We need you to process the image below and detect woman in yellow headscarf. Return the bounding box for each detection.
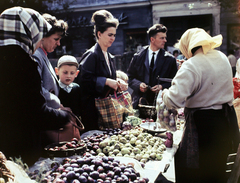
[162,28,239,183]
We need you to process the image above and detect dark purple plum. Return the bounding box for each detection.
[97,166,104,173]
[121,174,128,181]
[63,163,71,169]
[74,167,84,174]
[108,157,114,162]
[106,171,115,178]
[65,166,73,172]
[123,171,130,178]
[70,159,77,164]
[129,173,137,181]
[97,179,104,183]
[124,168,132,174]
[79,175,88,183]
[94,159,103,167]
[143,177,149,183]
[113,167,121,175]
[66,171,76,180]
[57,166,65,173]
[102,156,108,163]
[99,172,107,180]
[81,172,89,178]
[103,163,111,170]
[76,158,85,165]
[60,172,67,179]
[54,178,65,183]
[119,165,126,172]
[90,171,100,179]
[138,178,146,183]
[105,177,112,181]
[84,157,92,164]
[71,163,79,168]
[88,176,95,183]
[72,179,80,183]
[83,166,92,173]
[136,172,140,177]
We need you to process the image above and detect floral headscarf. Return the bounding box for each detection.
[178,28,222,59]
[0,6,52,55]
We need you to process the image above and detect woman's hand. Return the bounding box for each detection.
[117,78,128,91]
[106,78,119,90]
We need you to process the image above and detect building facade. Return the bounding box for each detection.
[46,0,240,67]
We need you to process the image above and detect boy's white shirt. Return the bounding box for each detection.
[59,81,73,93]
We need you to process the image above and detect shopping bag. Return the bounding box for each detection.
[41,110,84,145]
[233,77,240,99]
[95,91,134,130]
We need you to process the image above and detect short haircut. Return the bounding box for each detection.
[42,13,68,38]
[147,24,167,40]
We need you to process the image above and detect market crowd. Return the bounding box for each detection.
[0,6,239,183]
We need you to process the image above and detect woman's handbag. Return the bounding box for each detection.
[95,91,134,130]
[41,110,84,144]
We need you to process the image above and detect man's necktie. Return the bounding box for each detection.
[149,52,155,86]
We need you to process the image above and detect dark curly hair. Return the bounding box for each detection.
[91,10,119,39]
[42,13,68,38]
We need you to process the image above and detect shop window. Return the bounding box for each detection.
[124,28,148,53]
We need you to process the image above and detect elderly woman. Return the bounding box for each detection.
[33,13,68,109]
[162,28,239,183]
[0,7,71,166]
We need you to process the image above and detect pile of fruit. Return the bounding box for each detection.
[45,138,85,151]
[96,128,166,163]
[40,153,149,183]
[44,138,87,157]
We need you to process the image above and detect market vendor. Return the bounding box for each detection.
[0,7,72,166]
[162,28,240,183]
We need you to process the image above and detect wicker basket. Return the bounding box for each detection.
[138,104,157,120]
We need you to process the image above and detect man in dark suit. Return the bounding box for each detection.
[127,24,178,113]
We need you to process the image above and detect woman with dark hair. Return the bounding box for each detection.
[0,7,71,166]
[162,28,240,183]
[33,13,68,109]
[76,9,128,132]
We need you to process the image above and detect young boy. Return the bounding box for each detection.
[55,55,81,117]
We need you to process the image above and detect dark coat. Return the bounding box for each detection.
[76,43,116,132]
[0,45,70,166]
[127,46,178,108]
[58,83,81,117]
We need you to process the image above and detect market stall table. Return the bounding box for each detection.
[80,129,184,183]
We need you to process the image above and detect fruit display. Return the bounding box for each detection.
[44,138,87,157]
[81,133,109,156]
[156,102,178,131]
[96,128,166,163]
[40,153,149,183]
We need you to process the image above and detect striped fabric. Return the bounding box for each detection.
[0,6,51,55]
[95,91,134,130]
